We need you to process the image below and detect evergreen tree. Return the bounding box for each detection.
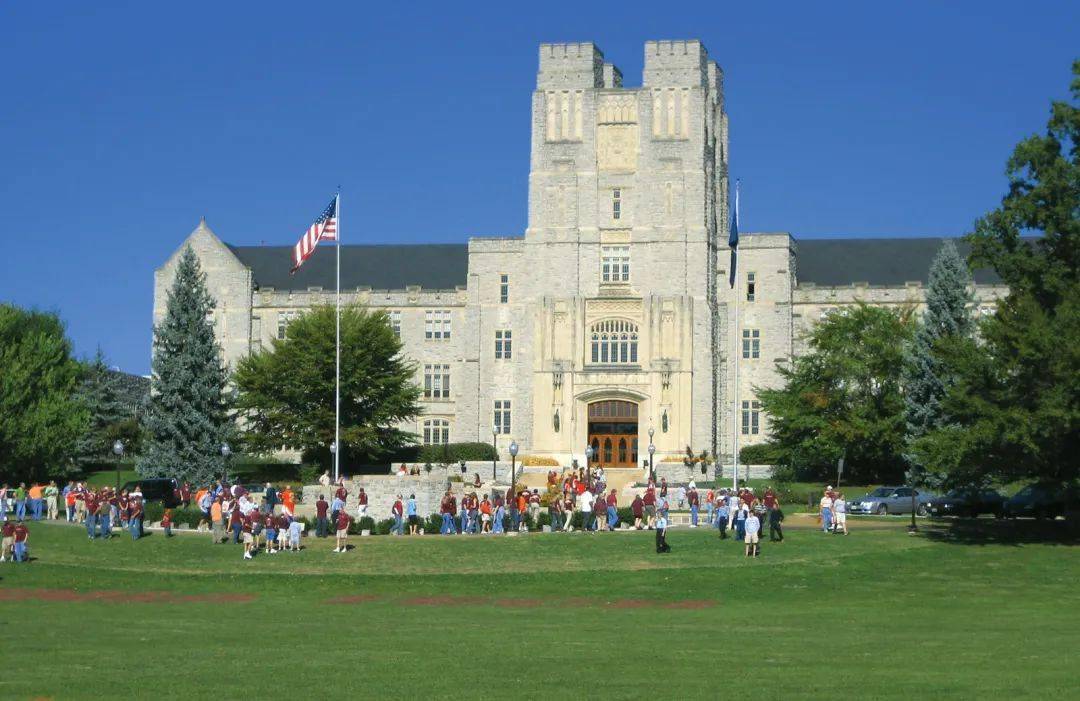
[233,304,420,468]
[901,240,974,487]
[74,349,128,465]
[138,247,232,485]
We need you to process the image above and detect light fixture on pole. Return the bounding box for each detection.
[112,440,124,491]
[220,443,231,483]
[492,424,499,481]
[508,440,519,528]
[648,442,656,485]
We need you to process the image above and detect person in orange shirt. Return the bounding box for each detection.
[210,498,224,543]
[280,486,295,516]
[515,491,528,531]
[28,484,44,520]
[479,496,492,533]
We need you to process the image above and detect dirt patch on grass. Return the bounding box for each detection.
[0,588,255,604]
[319,593,719,610]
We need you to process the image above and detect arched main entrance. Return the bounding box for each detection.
[587,400,639,468]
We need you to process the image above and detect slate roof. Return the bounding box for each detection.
[227,244,470,291]
[224,237,1003,291]
[794,237,1002,286]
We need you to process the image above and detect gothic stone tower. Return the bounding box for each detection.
[468,40,728,465]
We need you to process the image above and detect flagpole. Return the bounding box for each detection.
[731,181,740,493]
[334,191,341,483]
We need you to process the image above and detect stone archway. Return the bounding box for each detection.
[587,400,639,468]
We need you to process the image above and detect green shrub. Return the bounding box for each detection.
[739,443,779,465]
[417,442,498,463]
[425,513,444,534]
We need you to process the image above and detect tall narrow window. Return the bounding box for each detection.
[423,364,450,399]
[747,272,756,302]
[495,330,512,359]
[741,400,761,435]
[612,188,621,220]
[424,310,451,340]
[742,329,760,359]
[494,400,511,434]
[389,310,402,338]
[423,419,450,445]
[499,274,509,304]
[251,317,263,353]
[601,246,631,283]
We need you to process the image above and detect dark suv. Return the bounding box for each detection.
[927,489,1005,518]
[120,478,181,507]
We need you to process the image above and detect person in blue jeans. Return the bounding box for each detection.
[492,500,505,534]
[819,493,833,532]
[688,488,700,527]
[14,483,27,520]
[734,500,748,541]
[86,502,98,540]
[97,501,111,540]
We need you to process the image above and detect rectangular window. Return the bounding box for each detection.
[423,419,450,445]
[494,400,511,434]
[423,364,450,399]
[277,311,299,340]
[747,272,756,302]
[495,330,512,359]
[499,274,509,304]
[251,317,262,352]
[424,309,451,340]
[742,328,760,359]
[612,188,621,220]
[741,400,761,435]
[389,310,401,338]
[601,246,631,283]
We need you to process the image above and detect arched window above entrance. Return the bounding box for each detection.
[589,319,639,365]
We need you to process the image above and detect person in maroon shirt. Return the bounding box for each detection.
[129,497,144,540]
[643,487,657,529]
[763,487,778,510]
[1,521,15,561]
[605,489,618,531]
[241,510,256,559]
[631,494,645,530]
[315,495,329,538]
[84,491,99,540]
[229,506,243,544]
[12,521,29,562]
[356,488,368,520]
[592,491,607,531]
[333,510,352,552]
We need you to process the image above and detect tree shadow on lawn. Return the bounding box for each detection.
[920,518,1080,547]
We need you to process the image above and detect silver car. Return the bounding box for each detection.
[847,486,936,516]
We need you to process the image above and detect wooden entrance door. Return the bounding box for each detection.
[587,400,639,468]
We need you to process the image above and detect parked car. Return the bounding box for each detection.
[120,478,180,507]
[847,486,936,516]
[927,488,1005,518]
[1003,484,1079,520]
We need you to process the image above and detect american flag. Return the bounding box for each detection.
[291,197,338,272]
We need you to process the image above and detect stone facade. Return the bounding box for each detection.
[153,39,1007,473]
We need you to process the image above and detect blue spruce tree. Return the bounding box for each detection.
[902,240,974,487]
[138,247,231,485]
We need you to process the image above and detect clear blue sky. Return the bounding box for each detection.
[1,1,1076,375]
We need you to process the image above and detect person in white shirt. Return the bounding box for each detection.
[655,513,671,553]
[579,490,595,531]
[744,512,761,557]
[834,493,848,535]
[318,471,331,488]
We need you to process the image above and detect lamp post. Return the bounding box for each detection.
[585,444,594,488]
[492,424,499,481]
[112,440,124,491]
[648,426,656,484]
[220,443,231,483]
[508,440,519,529]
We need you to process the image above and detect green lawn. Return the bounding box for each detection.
[2,517,1077,699]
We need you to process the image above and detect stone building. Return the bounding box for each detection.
[154,39,1006,470]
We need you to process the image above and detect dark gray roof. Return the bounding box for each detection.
[227,244,469,291]
[794,237,1002,286]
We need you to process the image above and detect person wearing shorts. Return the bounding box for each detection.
[1,521,14,561]
[406,494,419,535]
[834,494,848,535]
[288,517,303,551]
[744,513,761,558]
[334,510,352,553]
[241,514,255,560]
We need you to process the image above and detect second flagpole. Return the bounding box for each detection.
[334,191,341,483]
